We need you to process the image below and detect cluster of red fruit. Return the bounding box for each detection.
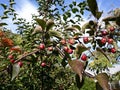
[60,38,76,54]
[8,54,23,67]
[100,26,116,53]
[38,43,54,67]
[101,26,115,36]
[38,43,53,51]
[61,38,89,61]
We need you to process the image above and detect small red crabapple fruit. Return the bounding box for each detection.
[108,38,113,44]
[83,37,89,43]
[67,49,73,54]
[41,62,46,67]
[101,37,107,44]
[68,38,75,45]
[10,59,15,63]
[47,46,53,51]
[111,48,116,53]
[81,54,87,61]
[60,39,66,45]
[109,26,115,32]
[18,61,23,67]
[101,30,108,35]
[39,43,45,50]
[63,46,69,52]
[8,55,14,59]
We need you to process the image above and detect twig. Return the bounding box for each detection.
[14,49,40,63]
[55,46,65,58]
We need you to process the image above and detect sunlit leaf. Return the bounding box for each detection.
[72,25,81,30]
[4,10,11,15]
[11,63,20,81]
[0,22,8,26]
[82,22,91,32]
[1,15,8,19]
[34,18,46,30]
[10,1,16,5]
[0,4,7,9]
[49,30,62,39]
[46,19,54,31]
[96,73,110,90]
[65,26,79,31]
[32,25,42,35]
[87,0,103,19]
[68,59,85,82]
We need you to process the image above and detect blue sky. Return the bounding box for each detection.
[1,0,120,31]
[1,0,120,26]
[0,0,120,74]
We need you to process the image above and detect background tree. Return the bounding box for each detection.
[0,0,120,90]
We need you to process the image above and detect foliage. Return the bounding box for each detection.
[0,0,120,90]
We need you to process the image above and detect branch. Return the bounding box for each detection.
[102,16,118,21]
[14,49,40,63]
[55,46,65,58]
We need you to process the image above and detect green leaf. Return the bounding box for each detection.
[87,0,103,19]
[96,73,110,90]
[46,19,54,31]
[75,74,84,89]
[72,25,81,30]
[63,14,67,21]
[11,63,20,81]
[34,18,46,30]
[72,1,76,6]
[49,30,62,39]
[0,22,8,26]
[68,60,85,82]
[72,8,79,13]
[69,4,73,8]
[69,19,75,24]
[7,64,13,77]
[65,26,79,31]
[4,10,11,15]
[66,12,71,17]
[61,57,67,67]
[0,4,7,9]
[82,22,91,32]
[75,14,81,18]
[86,29,94,36]
[75,44,88,58]
[1,15,8,19]
[10,1,16,5]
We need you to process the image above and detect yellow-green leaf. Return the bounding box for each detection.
[34,18,46,30]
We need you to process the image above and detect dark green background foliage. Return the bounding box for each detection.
[0,0,120,90]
